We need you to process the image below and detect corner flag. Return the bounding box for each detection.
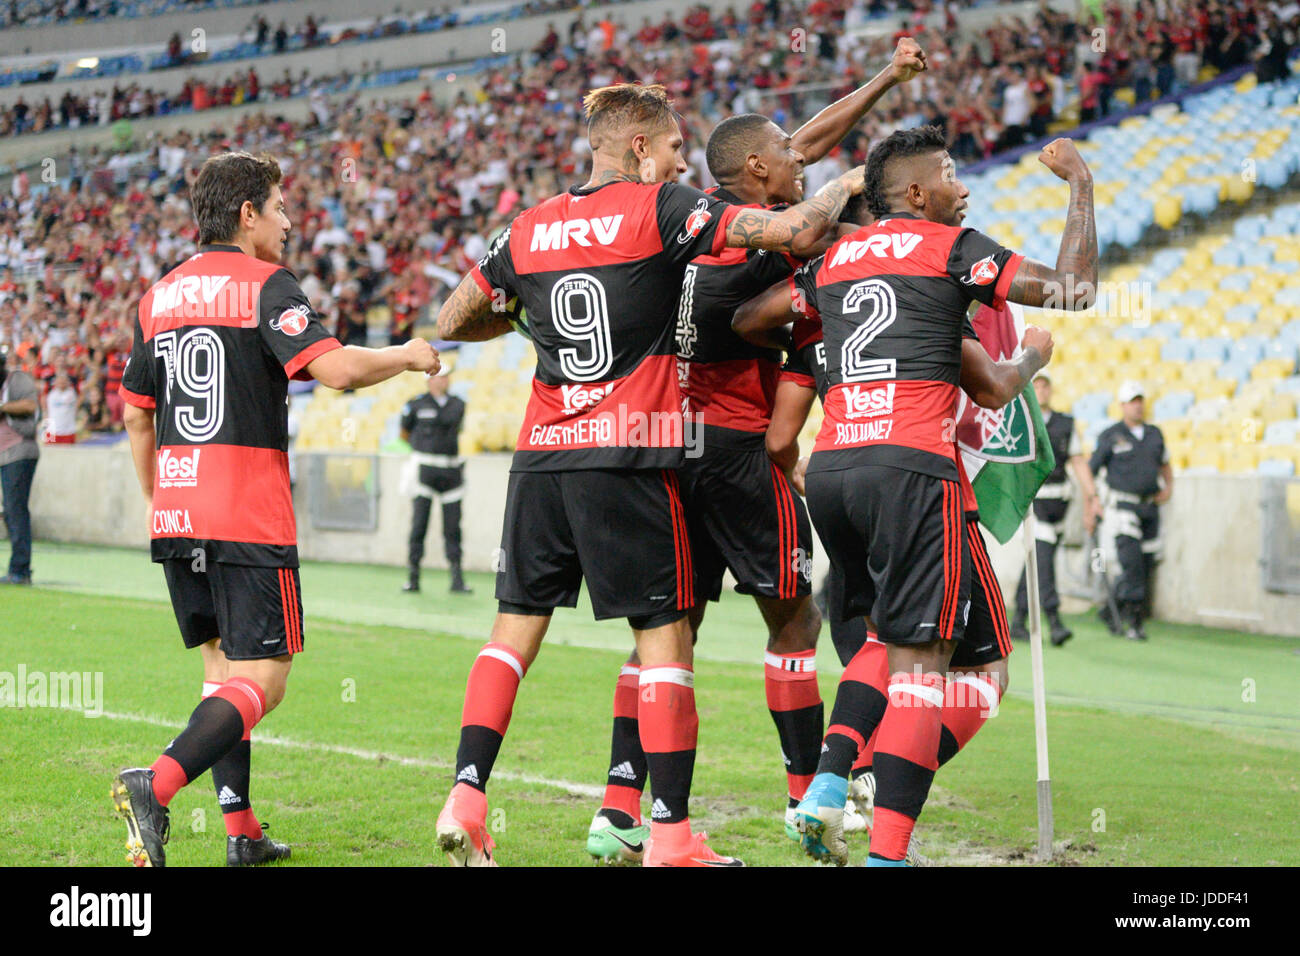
[955,301,1056,543]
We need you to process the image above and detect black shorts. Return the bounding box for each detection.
[808,464,972,647]
[494,468,694,625]
[162,559,304,660]
[679,446,814,603]
[816,496,1008,671]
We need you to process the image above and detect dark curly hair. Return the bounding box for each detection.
[863,125,948,218]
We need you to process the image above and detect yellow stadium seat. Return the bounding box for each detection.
[1226,176,1254,204]
[1154,195,1182,229]
[1185,445,1224,471]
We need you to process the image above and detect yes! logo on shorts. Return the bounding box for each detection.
[676,198,713,244]
[961,255,999,287]
[271,304,311,336]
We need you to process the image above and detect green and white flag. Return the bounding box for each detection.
[955,301,1056,544]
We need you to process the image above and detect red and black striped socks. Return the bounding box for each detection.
[453,642,528,795]
[638,663,698,847]
[599,664,648,828]
[150,676,267,807]
[869,671,944,862]
[816,637,889,779]
[938,672,1004,766]
[200,681,262,839]
[764,649,823,803]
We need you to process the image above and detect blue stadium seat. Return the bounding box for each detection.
[1258,459,1296,477]
[1154,391,1195,419]
[1161,340,1196,363]
[1192,338,1231,362]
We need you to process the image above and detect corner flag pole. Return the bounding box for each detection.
[1022,509,1054,862]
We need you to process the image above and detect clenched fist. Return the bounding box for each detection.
[1038,138,1091,184]
[1021,325,1055,366]
[890,37,927,84]
[838,165,867,196]
[404,338,441,375]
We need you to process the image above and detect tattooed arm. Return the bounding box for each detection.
[959,326,1054,409]
[1005,138,1098,311]
[724,167,863,255]
[435,273,516,342]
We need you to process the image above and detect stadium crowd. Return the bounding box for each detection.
[0,0,1294,441]
[6,0,1291,141]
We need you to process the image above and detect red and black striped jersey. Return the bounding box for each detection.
[793,213,1021,482]
[675,186,799,447]
[119,244,341,566]
[471,180,739,471]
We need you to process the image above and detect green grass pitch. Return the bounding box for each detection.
[2,541,1298,866]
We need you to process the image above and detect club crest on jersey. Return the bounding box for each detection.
[961,255,999,287]
[271,305,310,336]
[676,198,713,244]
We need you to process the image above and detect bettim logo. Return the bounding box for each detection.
[530,215,624,252]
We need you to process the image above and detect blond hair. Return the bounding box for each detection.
[581,83,676,149]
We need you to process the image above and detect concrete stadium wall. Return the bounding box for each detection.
[17,443,1300,638]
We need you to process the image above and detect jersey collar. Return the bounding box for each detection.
[197,243,243,254]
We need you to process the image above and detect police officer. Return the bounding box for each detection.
[1088,380,1173,641]
[1012,372,1099,646]
[401,367,471,593]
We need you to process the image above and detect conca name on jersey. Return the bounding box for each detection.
[157,447,201,488]
[153,508,194,535]
[530,215,624,252]
[829,232,923,267]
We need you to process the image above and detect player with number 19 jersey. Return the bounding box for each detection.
[471,179,738,621]
[120,244,341,656]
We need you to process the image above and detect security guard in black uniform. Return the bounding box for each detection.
[401,368,471,593]
[1088,380,1173,641]
[1012,372,1099,646]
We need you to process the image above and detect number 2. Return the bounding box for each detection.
[840,279,898,382]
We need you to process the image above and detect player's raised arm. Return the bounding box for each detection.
[1005,138,1098,310]
[723,167,863,256]
[790,37,927,166]
[959,327,1055,409]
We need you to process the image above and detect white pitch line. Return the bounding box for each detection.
[68,705,604,799]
